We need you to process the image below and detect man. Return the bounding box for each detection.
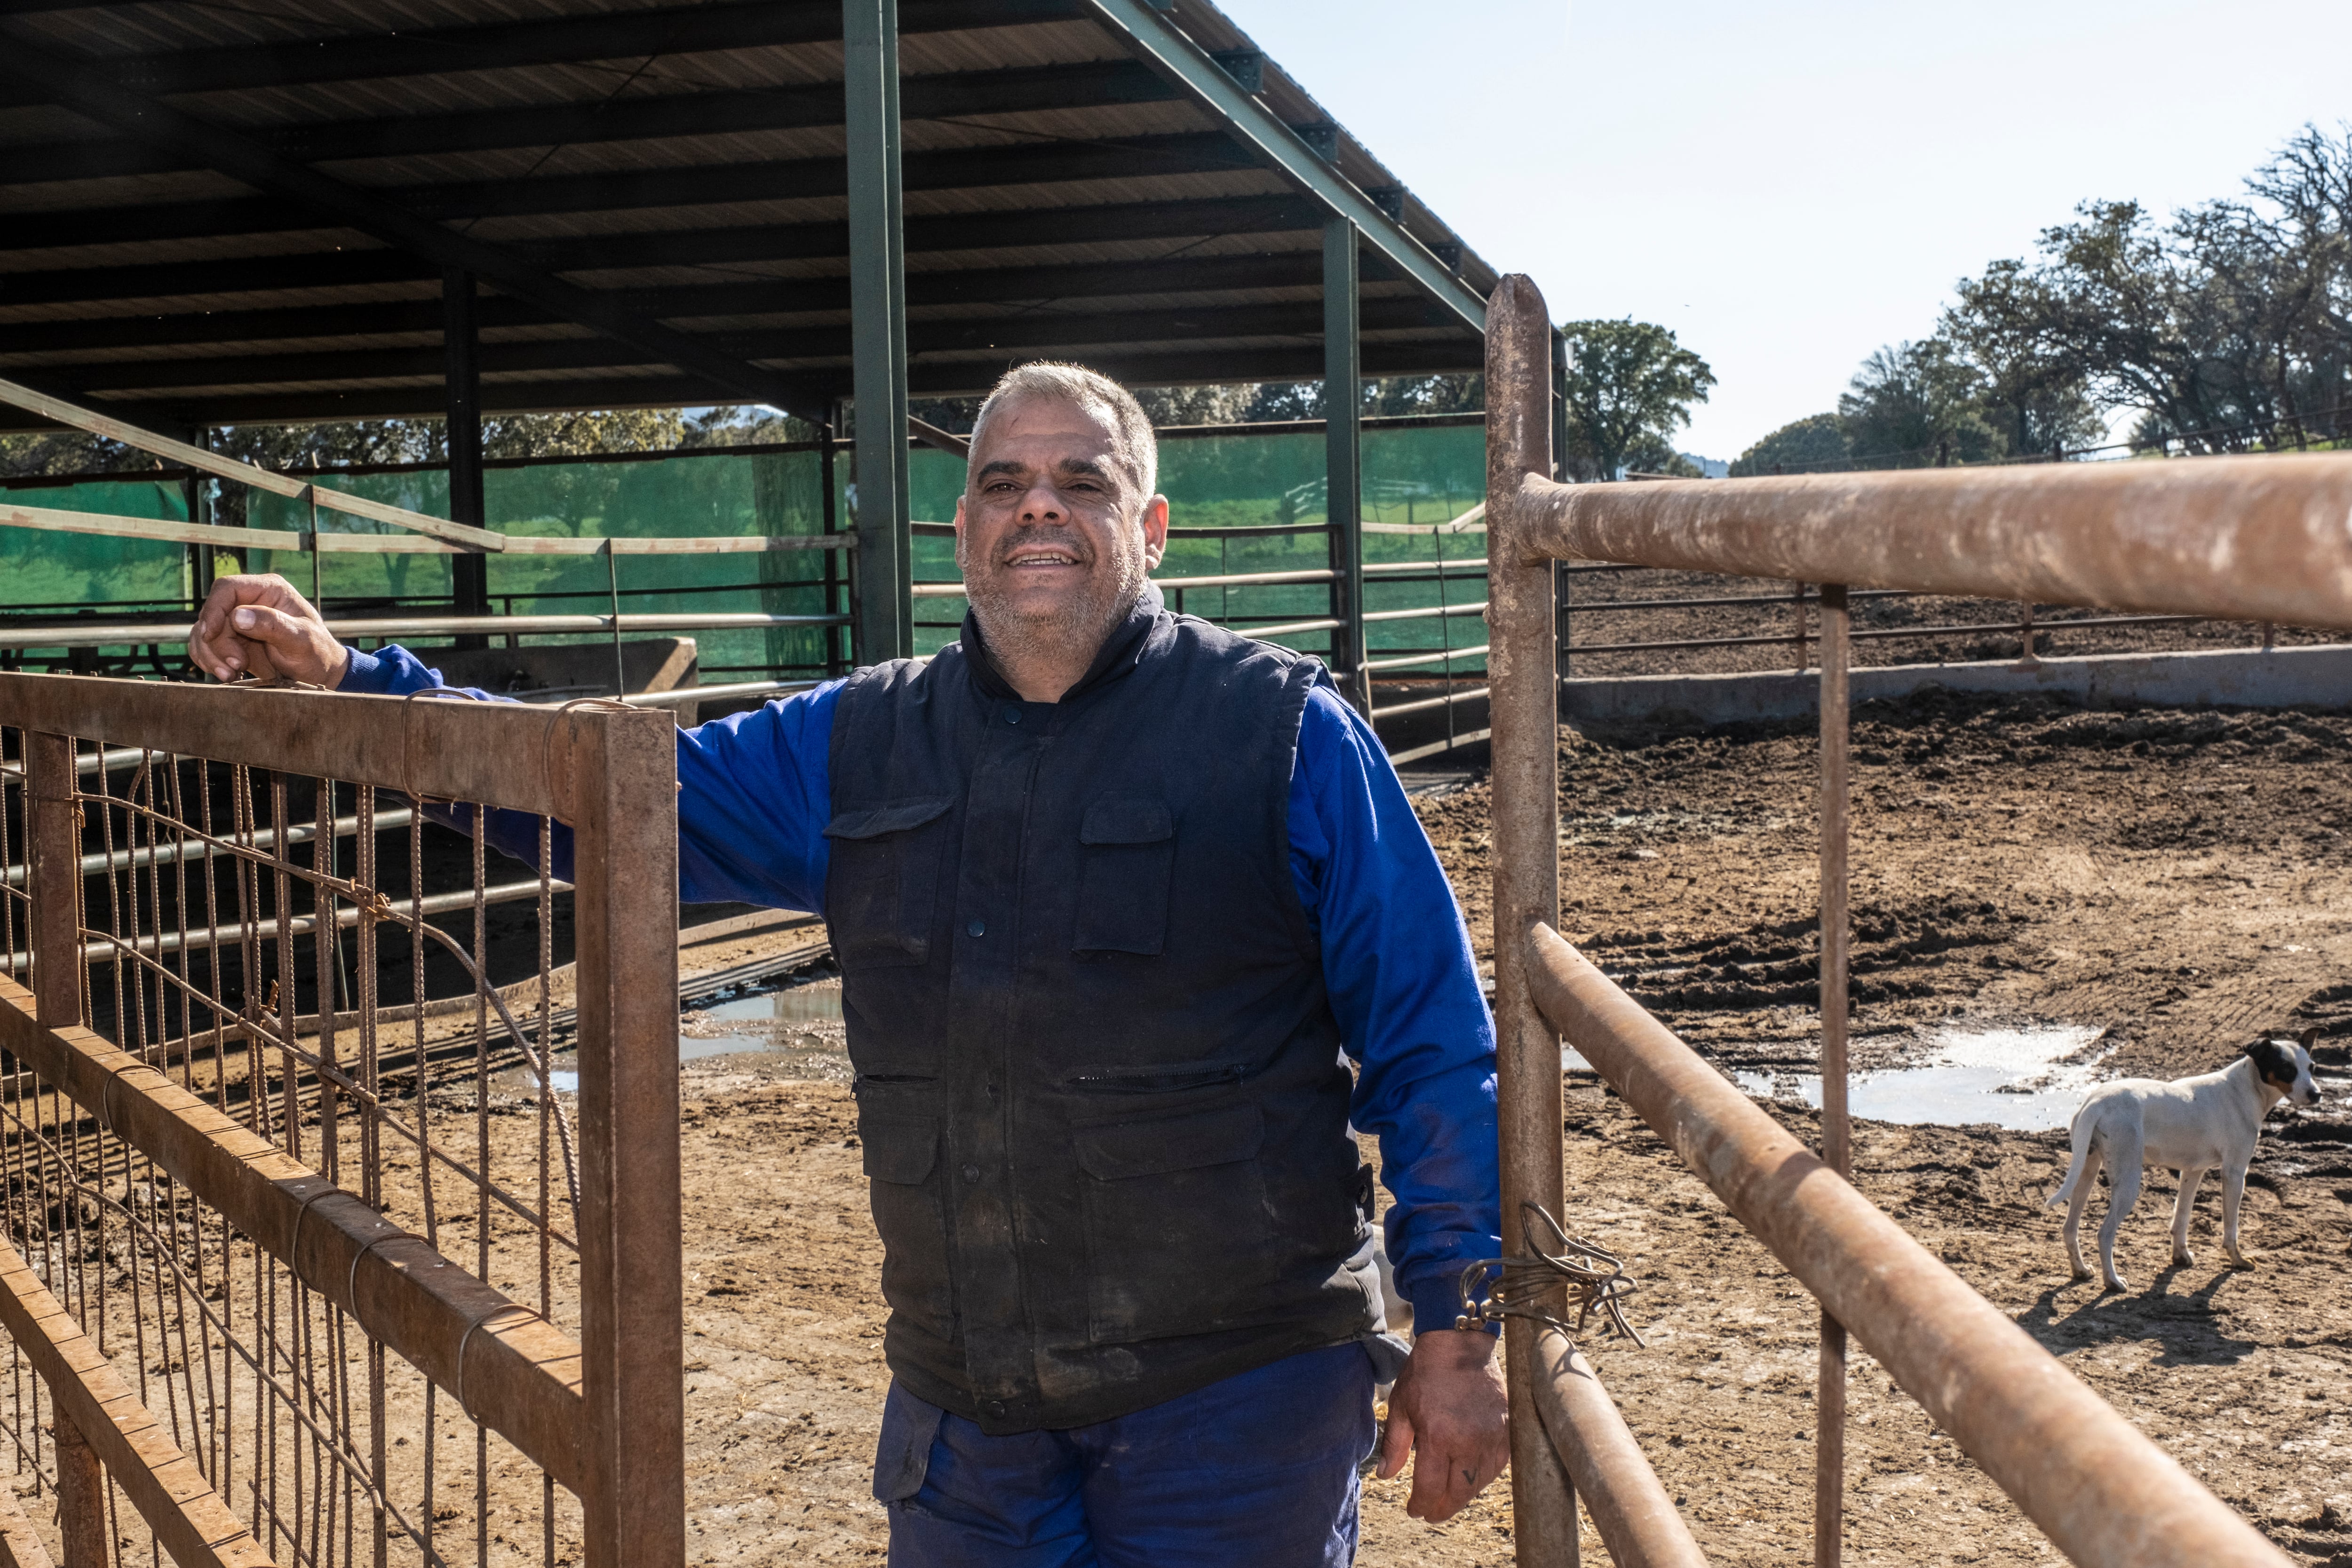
[189,363,1507,1564]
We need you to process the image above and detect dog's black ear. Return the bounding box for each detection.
[2297,1026,2319,1049]
[2245,1038,2297,1085]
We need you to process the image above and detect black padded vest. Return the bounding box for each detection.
[824,598,1382,1433]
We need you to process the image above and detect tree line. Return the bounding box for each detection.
[1735,123,2352,476]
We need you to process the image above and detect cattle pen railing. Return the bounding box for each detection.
[1482,272,2348,1568]
[0,677,682,1567]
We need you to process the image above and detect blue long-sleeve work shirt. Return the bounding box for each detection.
[340,643,1501,1334]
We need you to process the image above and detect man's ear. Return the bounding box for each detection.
[1139,493,1170,569]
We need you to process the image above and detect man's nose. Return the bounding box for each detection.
[1018,484,1064,523]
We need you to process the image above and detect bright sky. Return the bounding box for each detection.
[1216,0,2352,462]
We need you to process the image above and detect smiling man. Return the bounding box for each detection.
[187,362,1506,1565]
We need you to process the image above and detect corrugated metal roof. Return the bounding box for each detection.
[0,0,1494,430]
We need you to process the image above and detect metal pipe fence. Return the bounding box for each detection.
[0,674,683,1568]
[1483,272,2334,1568]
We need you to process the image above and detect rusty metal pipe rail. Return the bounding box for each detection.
[1499,442,2352,636]
[1369,685,1489,721]
[2,805,420,887]
[1520,925,2288,1568]
[1532,1328,1708,1568]
[4,874,564,971]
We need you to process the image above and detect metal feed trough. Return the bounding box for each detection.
[0,678,683,1568]
[1482,272,2352,1568]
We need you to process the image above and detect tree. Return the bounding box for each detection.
[1835,339,2001,467]
[1557,318,1715,481]
[1729,413,1850,476]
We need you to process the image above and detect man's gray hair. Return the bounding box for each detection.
[969,361,1159,499]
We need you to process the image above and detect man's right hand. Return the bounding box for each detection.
[189,574,350,687]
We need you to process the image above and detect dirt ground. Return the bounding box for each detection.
[670,689,2352,1566]
[1558,568,2337,680]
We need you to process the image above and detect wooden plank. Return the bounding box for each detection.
[0,502,302,552]
[0,1240,274,1568]
[0,501,850,558]
[501,533,855,555]
[0,375,504,551]
[0,1477,58,1568]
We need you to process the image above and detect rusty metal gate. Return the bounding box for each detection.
[1482,271,2352,1568]
[0,675,682,1568]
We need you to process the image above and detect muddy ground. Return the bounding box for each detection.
[669,690,2352,1566]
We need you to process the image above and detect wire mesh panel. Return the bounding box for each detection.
[0,676,681,1568]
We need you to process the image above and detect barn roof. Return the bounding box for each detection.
[0,0,1495,431]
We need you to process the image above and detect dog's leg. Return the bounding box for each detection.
[2097,1126,2143,1291]
[2221,1161,2254,1268]
[2060,1138,2102,1282]
[2170,1166,2206,1266]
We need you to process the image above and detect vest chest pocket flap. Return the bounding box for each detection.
[1074,795,1174,956]
[825,797,954,968]
[1072,1100,1272,1342]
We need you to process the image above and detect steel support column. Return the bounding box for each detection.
[444,269,490,646]
[1324,217,1367,712]
[844,0,912,664]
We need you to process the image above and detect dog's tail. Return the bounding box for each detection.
[2046,1101,2098,1209]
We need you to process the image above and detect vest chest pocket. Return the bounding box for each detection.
[1072,1101,1273,1343]
[825,797,953,969]
[1073,796,1174,956]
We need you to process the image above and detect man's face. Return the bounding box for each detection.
[954,395,1168,657]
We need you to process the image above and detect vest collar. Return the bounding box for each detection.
[960,582,1168,705]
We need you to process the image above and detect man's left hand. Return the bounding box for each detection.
[1375,1327,1509,1521]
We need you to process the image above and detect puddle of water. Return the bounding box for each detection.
[1729,1023,2110,1130]
[499,975,850,1097]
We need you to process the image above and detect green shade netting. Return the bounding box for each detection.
[242,453,841,679]
[907,422,1488,671]
[0,478,191,609]
[8,422,1486,681]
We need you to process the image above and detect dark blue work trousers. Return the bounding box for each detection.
[876,1343,1378,1567]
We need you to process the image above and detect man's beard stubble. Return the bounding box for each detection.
[957,526,1151,675]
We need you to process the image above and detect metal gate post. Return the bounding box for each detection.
[562,708,685,1568]
[52,1412,103,1568]
[1324,216,1368,713]
[1815,584,1852,1568]
[844,0,913,664]
[26,729,105,1566]
[1486,276,1580,1564]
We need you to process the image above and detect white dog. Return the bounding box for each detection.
[2048,1031,2320,1290]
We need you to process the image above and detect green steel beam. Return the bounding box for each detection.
[844,0,914,664]
[1324,217,1368,712]
[1081,0,1486,336]
[444,269,489,629]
